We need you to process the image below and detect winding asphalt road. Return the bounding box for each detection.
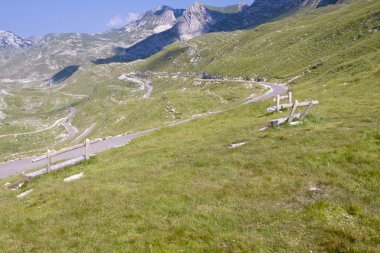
[59,105,79,143]
[0,81,287,180]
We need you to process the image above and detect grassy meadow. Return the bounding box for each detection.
[0,0,379,252]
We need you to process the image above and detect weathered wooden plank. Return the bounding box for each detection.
[300,102,314,120]
[32,139,101,163]
[32,143,85,162]
[288,100,299,123]
[267,100,319,113]
[285,100,319,108]
[268,116,289,127]
[25,155,95,181]
[289,121,302,126]
[85,139,90,160]
[47,150,51,172]
[273,95,289,102]
[268,113,302,127]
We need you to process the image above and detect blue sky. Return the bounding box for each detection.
[1,0,250,38]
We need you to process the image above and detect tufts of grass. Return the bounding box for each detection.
[0,0,379,252]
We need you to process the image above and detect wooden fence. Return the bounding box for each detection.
[25,138,100,181]
[267,93,319,127]
[272,92,293,112]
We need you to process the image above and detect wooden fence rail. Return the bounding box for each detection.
[272,92,293,112]
[267,100,319,113]
[32,139,101,168]
[268,100,319,127]
[25,138,101,181]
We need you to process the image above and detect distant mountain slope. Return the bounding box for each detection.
[0,30,33,49]
[94,2,239,63]
[0,6,185,86]
[0,0,348,86]
[95,0,346,64]
[211,0,346,31]
[137,0,379,81]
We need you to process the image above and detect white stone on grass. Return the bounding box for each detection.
[16,189,33,199]
[229,142,247,149]
[309,184,320,192]
[64,172,84,182]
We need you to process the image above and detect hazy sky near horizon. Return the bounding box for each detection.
[1,0,250,37]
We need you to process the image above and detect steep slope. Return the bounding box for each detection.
[0,1,379,252]
[211,0,347,31]
[94,2,235,63]
[123,5,184,34]
[95,0,346,64]
[177,1,231,41]
[138,0,378,80]
[0,30,33,49]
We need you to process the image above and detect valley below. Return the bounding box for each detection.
[0,70,268,162]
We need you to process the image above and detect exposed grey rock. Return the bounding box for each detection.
[123,5,184,34]
[0,30,33,49]
[94,2,233,63]
[177,1,220,41]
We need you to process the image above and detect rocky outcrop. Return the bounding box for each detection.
[177,1,226,41]
[123,5,184,34]
[94,2,234,63]
[0,30,33,49]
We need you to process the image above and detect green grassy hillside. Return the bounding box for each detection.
[0,0,379,252]
[138,0,379,81]
[0,90,84,160]
[0,62,264,161]
[59,65,264,139]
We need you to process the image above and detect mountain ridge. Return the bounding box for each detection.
[0,30,33,49]
[94,0,346,64]
[0,5,186,86]
[0,1,347,86]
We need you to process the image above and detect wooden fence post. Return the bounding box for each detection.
[276,95,280,112]
[85,139,90,160]
[47,150,51,173]
[288,100,299,123]
[300,102,313,120]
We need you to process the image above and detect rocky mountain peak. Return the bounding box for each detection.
[239,3,249,9]
[177,1,221,41]
[123,5,184,34]
[0,30,33,49]
[152,5,174,15]
[188,1,207,13]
